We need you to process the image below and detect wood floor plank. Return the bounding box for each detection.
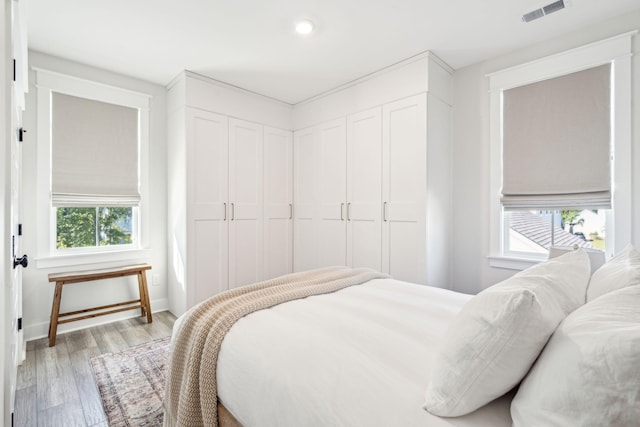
[17,339,37,390]
[140,314,175,340]
[35,335,80,411]
[91,323,129,354]
[37,400,86,427]
[15,384,37,427]
[68,346,107,426]
[65,328,98,354]
[114,317,155,346]
[155,310,178,331]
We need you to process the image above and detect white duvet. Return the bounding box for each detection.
[174,278,513,427]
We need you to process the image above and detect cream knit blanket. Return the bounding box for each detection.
[163,266,387,427]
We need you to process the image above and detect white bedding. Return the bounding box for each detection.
[173,278,513,427]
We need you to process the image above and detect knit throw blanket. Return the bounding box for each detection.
[163,266,387,427]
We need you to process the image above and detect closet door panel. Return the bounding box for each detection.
[187,108,229,306]
[264,126,293,279]
[382,94,427,284]
[347,107,382,270]
[229,118,264,288]
[293,128,317,271]
[317,118,347,267]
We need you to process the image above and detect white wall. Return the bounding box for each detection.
[450,12,640,295]
[21,51,168,340]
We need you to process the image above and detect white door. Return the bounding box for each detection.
[347,107,383,270]
[382,94,428,284]
[293,127,318,272]
[263,126,293,279]
[187,108,229,307]
[316,118,347,267]
[228,118,264,288]
[7,0,27,417]
[8,95,24,419]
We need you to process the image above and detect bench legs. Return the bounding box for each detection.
[137,270,153,323]
[48,281,64,347]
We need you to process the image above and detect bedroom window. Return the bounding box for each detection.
[488,33,633,269]
[51,91,140,251]
[35,69,151,267]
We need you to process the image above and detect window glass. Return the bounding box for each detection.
[506,209,607,256]
[56,207,134,249]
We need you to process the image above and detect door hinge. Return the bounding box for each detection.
[17,317,22,332]
[18,128,26,142]
[11,412,14,427]
[18,224,23,236]
[13,59,16,82]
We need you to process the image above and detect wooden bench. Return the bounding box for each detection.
[48,264,153,347]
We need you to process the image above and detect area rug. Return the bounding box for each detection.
[90,336,171,427]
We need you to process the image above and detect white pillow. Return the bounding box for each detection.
[511,284,640,426]
[587,244,640,301]
[423,249,591,417]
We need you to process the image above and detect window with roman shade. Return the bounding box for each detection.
[51,92,140,207]
[501,63,611,210]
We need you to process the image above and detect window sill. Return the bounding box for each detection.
[35,248,151,270]
[488,255,542,271]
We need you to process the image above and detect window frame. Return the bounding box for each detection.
[35,68,151,268]
[488,32,634,270]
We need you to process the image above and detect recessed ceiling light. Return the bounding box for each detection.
[295,20,314,35]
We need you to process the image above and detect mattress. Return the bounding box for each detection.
[172,278,513,426]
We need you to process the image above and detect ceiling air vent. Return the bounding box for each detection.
[522,0,565,23]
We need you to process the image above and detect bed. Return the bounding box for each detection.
[164,248,640,427]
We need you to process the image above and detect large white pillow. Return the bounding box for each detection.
[511,284,640,426]
[586,244,640,301]
[423,249,591,417]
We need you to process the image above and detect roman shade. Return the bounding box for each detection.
[501,64,611,210]
[51,92,140,207]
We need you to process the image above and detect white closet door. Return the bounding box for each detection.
[293,127,317,272]
[229,118,264,288]
[382,94,427,284]
[264,126,293,279]
[187,108,229,306]
[317,118,347,267]
[347,107,383,270]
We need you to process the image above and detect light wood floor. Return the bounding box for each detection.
[14,311,177,427]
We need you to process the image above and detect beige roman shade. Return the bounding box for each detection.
[52,92,140,207]
[501,63,611,210]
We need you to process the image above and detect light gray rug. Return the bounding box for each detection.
[90,337,170,427]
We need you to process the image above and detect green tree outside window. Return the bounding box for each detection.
[56,207,133,249]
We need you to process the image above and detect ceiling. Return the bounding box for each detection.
[27,0,640,105]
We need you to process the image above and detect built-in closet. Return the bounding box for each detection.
[167,53,453,315]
